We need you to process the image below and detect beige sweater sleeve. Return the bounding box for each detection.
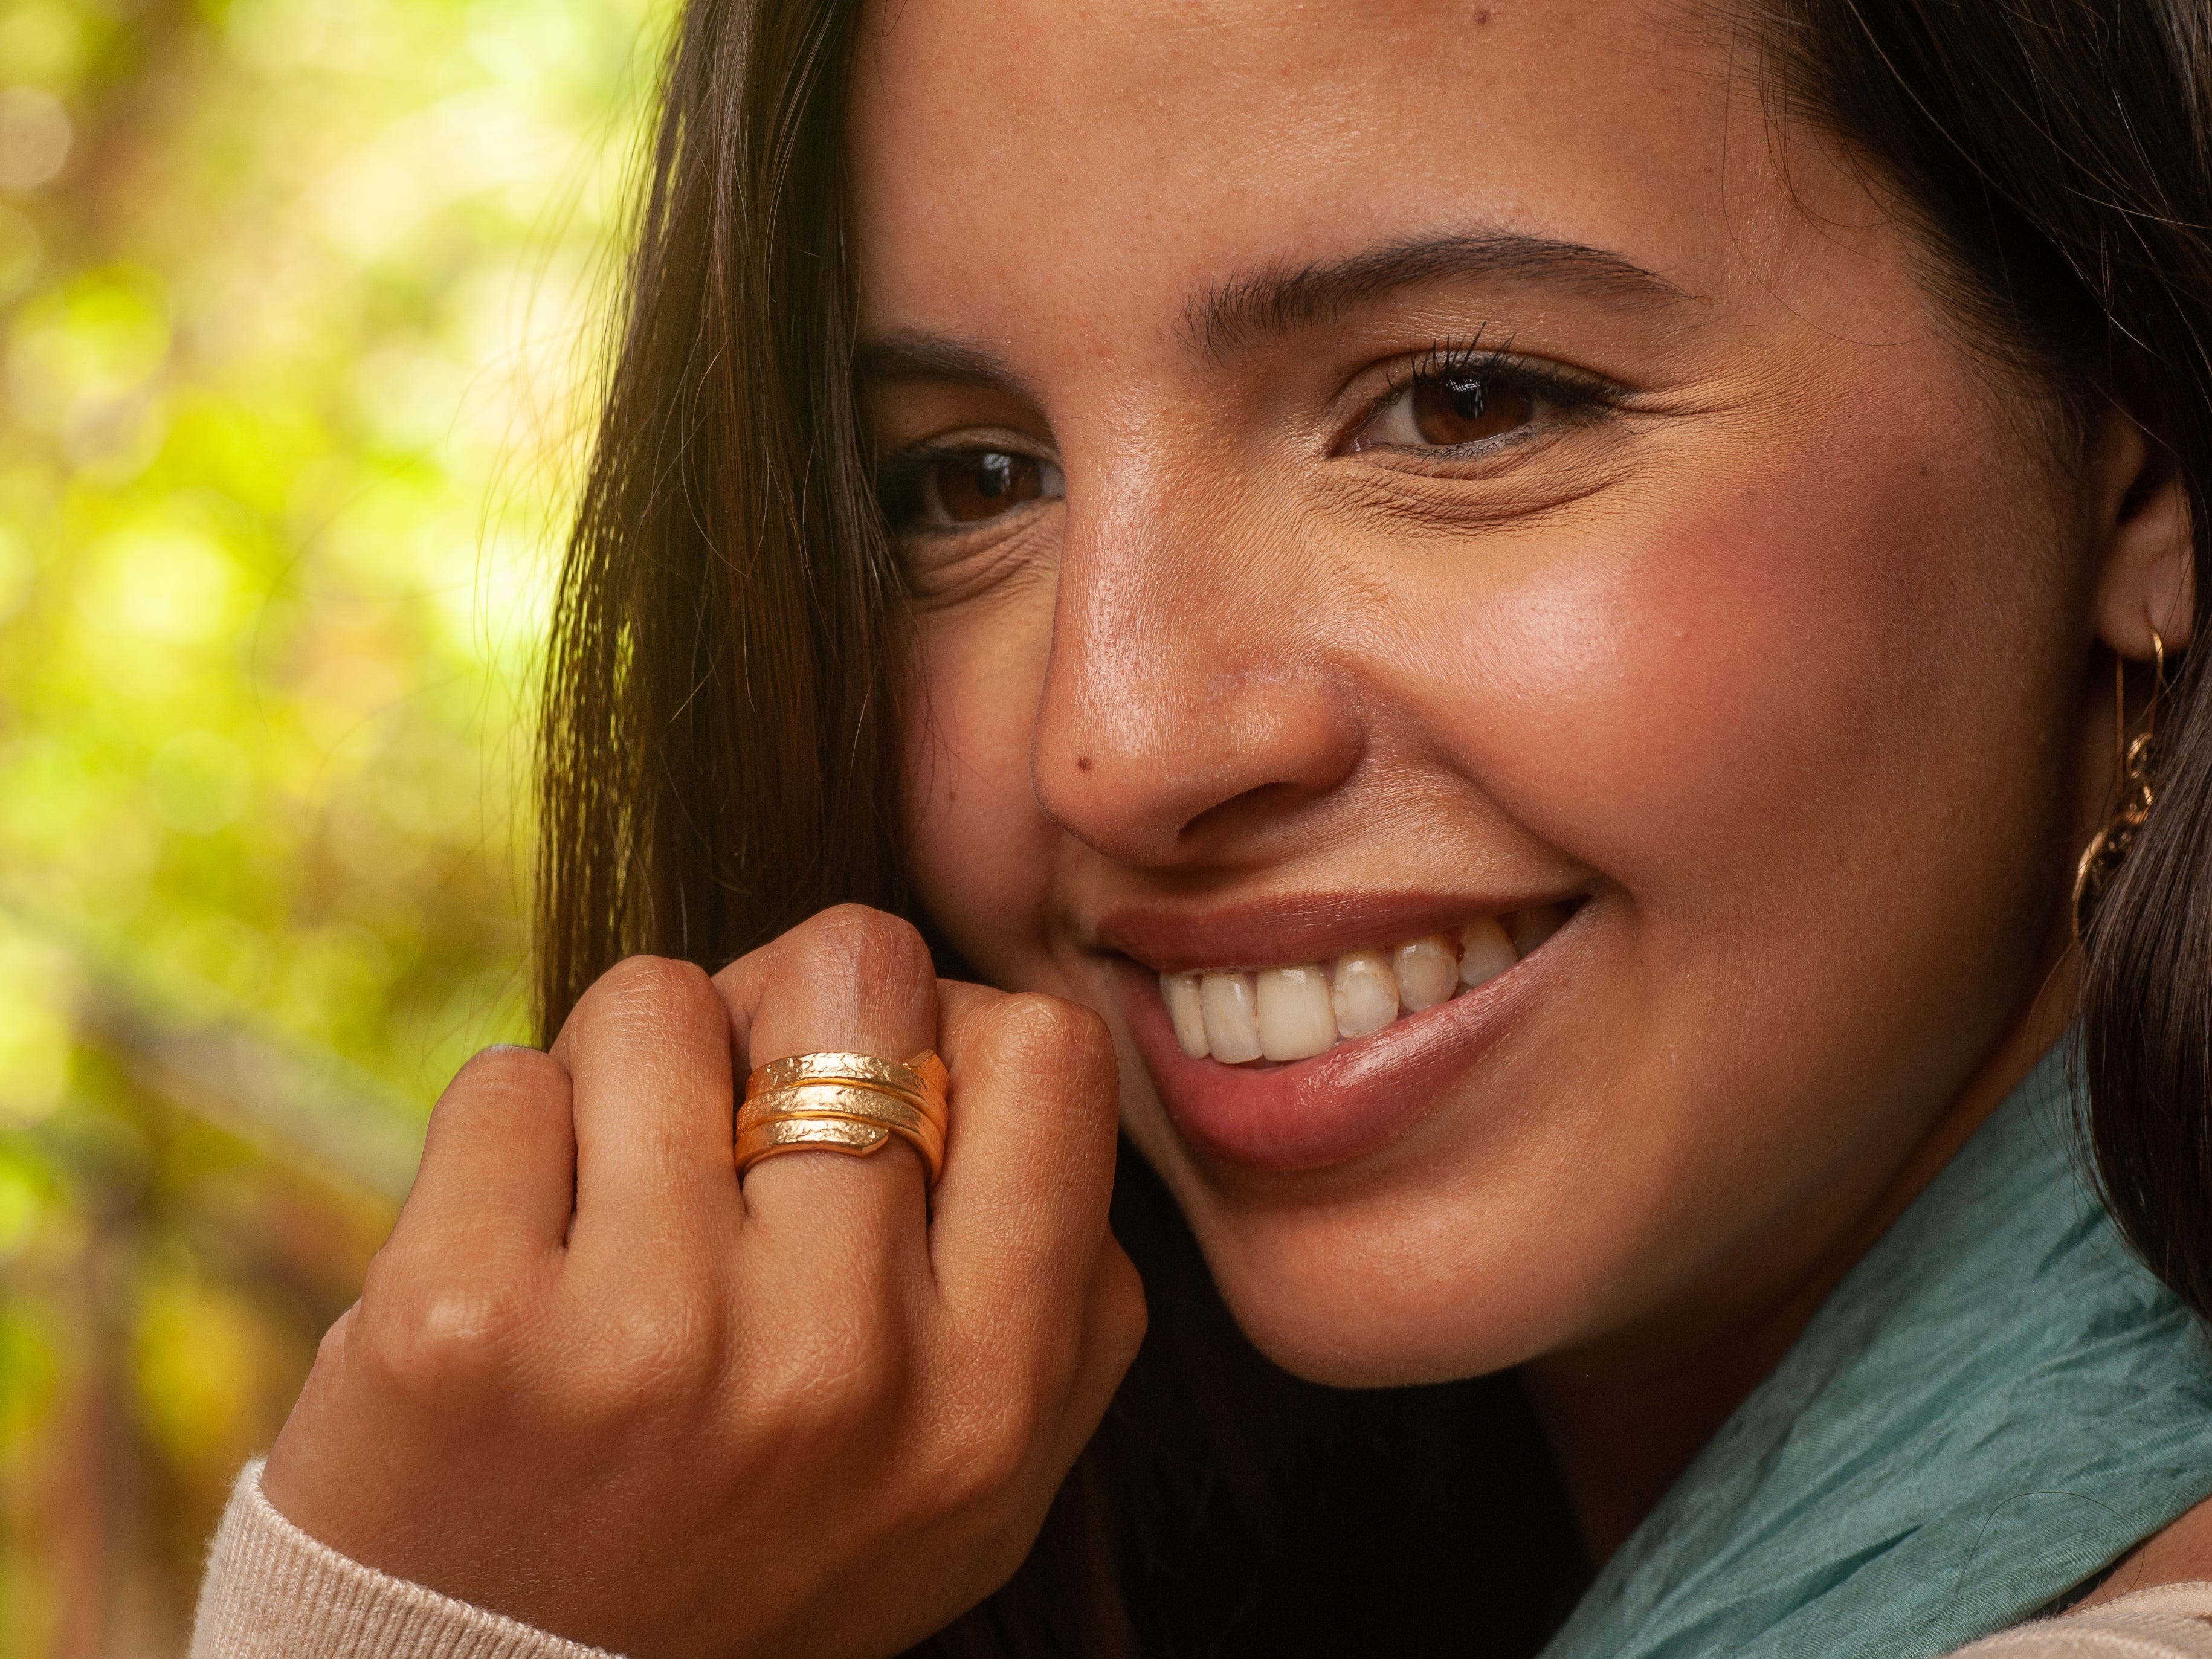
[191,1461,621,1659]
[192,1460,2212,1659]
[1943,1583,2212,1657]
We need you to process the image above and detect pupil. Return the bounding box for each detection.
[931,449,1042,523]
[1408,372,1535,447]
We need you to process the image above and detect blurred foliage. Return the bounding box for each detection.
[0,0,666,1649]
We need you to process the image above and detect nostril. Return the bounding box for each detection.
[1177,780,1310,845]
[1031,671,1364,867]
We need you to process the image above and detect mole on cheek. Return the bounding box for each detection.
[1077,756,1094,772]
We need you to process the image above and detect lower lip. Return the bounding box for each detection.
[1113,934,1562,1172]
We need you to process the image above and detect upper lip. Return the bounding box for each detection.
[1094,888,1576,974]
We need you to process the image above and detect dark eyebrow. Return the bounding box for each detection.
[854,333,1033,398]
[855,233,1687,389]
[1185,230,1694,360]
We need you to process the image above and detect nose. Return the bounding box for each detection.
[1030,472,1366,869]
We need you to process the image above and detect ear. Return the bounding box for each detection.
[2091,408,2196,657]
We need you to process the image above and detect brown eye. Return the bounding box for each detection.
[1408,373,1535,446]
[927,451,1062,524]
[1343,359,1568,458]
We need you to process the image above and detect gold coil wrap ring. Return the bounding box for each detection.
[735,1050,951,1188]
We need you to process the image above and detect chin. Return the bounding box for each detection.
[1085,900,1614,1384]
[1116,1063,1611,1390]
[1172,1177,1584,1387]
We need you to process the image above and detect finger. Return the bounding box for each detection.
[926,984,1122,1330]
[929,1231,1144,1573]
[552,955,740,1258]
[1043,1234,1148,1476]
[386,1045,576,1263]
[711,904,938,1253]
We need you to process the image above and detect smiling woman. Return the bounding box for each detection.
[185,2,2212,1657]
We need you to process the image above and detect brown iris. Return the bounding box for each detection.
[930,451,1051,523]
[1408,374,1535,446]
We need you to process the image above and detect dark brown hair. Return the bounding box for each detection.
[1751,0,2212,1321]
[537,2,2212,1650]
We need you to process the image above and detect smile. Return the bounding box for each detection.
[1106,894,1585,1171]
[1159,904,1571,1065]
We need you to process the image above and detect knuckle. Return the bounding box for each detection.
[593,952,716,1011]
[939,1396,1039,1507]
[595,1289,721,1398]
[570,955,726,1059]
[356,1239,414,1313]
[915,1347,1054,1501]
[987,993,1117,1094]
[361,1275,535,1400]
[447,1041,563,1098]
[796,904,933,992]
[432,1043,566,1126]
[749,1309,908,1437]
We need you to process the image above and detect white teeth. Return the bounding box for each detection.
[1163,903,1572,1066]
[1162,971,1210,1058]
[1393,935,1459,1012]
[1257,963,1337,1061]
[1198,971,1264,1063]
[1459,916,1517,990]
[1330,949,1399,1038]
[1510,903,1568,957]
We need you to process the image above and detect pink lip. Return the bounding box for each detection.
[1108,910,1570,1171]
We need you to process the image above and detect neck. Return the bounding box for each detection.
[1523,953,2078,1567]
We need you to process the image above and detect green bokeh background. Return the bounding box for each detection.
[0,0,664,1647]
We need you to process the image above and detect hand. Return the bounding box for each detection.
[260,906,1146,1658]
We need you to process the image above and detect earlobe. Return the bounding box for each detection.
[2092,414,2196,657]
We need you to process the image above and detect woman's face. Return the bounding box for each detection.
[854,0,2110,1383]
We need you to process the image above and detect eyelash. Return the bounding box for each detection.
[874,341,1624,532]
[1359,337,1621,451]
[875,442,1059,528]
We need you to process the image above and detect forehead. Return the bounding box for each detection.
[846,0,1883,341]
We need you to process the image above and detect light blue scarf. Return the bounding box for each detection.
[1543,1043,2212,1658]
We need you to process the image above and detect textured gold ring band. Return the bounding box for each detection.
[738,1083,945,1163]
[746,1050,949,1117]
[735,1114,901,1174]
[734,1107,943,1186]
[734,1063,949,1188]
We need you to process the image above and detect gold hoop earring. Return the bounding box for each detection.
[2074,628,2167,931]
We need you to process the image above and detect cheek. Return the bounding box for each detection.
[1181,429,2088,1377]
[904,601,1059,979]
[1432,428,2072,936]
